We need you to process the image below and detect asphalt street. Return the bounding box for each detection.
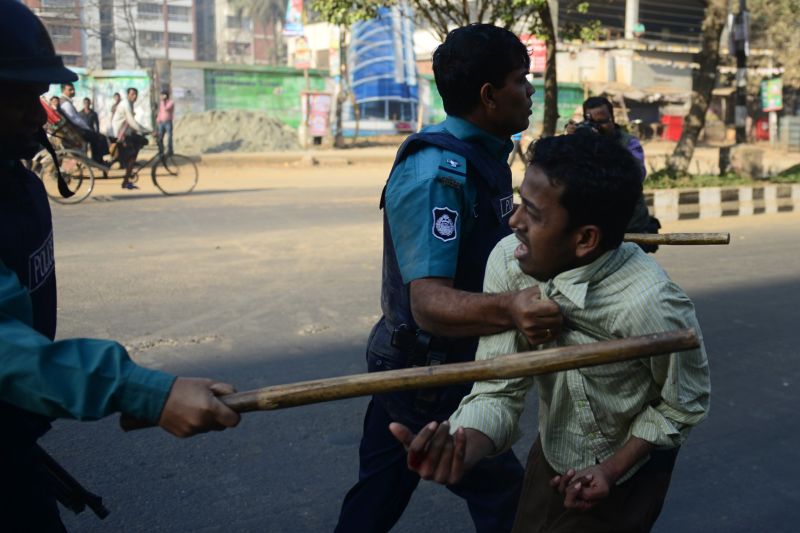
[40,168,800,532]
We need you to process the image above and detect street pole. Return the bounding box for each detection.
[734,0,749,144]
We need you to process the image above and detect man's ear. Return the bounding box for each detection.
[573,225,602,259]
[479,82,496,110]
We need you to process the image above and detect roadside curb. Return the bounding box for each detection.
[198,151,396,167]
[646,184,800,221]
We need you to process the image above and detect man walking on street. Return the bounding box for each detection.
[157,89,175,155]
[334,23,563,533]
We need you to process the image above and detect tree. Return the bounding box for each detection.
[666,0,728,174]
[310,0,566,138]
[748,0,800,114]
[231,0,288,65]
[81,0,148,69]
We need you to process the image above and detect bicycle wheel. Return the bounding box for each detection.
[39,149,95,204]
[151,153,198,195]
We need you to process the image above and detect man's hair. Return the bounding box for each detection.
[582,96,614,118]
[432,24,529,117]
[161,89,169,96]
[83,97,91,104]
[529,132,642,250]
[113,92,120,98]
[127,87,138,95]
[60,82,74,91]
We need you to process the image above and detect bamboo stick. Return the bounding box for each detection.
[624,232,730,245]
[121,329,700,430]
[225,329,697,412]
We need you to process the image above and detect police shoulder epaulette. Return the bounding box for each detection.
[435,151,467,190]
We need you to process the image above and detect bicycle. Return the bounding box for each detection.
[32,128,199,204]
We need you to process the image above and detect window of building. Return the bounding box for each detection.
[139,30,164,48]
[168,5,191,22]
[41,0,75,9]
[137,2,162,19]
[226,15,252,31]
[227,42,252,56]
[168,32,193,49]
[48,24,74,44]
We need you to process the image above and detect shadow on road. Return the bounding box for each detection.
[45,277,800,533]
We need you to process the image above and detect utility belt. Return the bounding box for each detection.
[389,324,451,413]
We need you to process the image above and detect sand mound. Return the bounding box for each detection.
[174,110,300,154]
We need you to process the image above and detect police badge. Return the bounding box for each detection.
[432,207,458,242]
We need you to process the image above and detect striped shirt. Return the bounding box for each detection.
[449,237,710,481]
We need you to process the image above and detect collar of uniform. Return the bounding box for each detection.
[443,115,513,162]
[542,244,636,309]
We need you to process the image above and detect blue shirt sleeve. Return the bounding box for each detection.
[0,262,175,423]
[385,146,473,284]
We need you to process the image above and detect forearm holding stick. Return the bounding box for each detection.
[121,329,698,430]
[624,232,730,245]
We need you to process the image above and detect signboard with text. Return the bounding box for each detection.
[520,34,547,73]
[761,78,783,112]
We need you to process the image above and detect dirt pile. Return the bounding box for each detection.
[174,110,300,154]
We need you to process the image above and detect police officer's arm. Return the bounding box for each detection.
[0,262,239,437]
[410,278,561,342]
[386,149,561,343]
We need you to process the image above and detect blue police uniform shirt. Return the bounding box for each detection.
[384,116,513,285]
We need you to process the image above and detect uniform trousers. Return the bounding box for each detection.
[334,396,523,533]
[511,438,678,533]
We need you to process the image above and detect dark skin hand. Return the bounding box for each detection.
[549,437,655,511]
[410,278,563,346]
[389,421,496,486]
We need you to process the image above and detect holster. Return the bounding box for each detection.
[391,325,449,413]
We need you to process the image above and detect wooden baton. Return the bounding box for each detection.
[624,232,730,245]
[121,329,699,431]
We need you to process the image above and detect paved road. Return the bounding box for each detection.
[41,169,800,532]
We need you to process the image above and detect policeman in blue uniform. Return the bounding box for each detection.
[335,24,564,533]
[0,3,239,530]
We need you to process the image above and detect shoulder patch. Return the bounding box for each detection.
[432,207,458,242]
[436,176,462,190]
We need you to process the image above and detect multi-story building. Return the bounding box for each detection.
[22,0,85,67]
[93,0,196,69]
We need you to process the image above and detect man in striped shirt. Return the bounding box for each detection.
[390,132,710,532]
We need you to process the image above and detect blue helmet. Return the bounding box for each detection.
[0,0,78,84]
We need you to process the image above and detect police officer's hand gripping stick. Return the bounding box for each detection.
[121,329,699,431]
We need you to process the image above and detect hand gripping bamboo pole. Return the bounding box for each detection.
[121,329,698,431]
[624,233,730,245]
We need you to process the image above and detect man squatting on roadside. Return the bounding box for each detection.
[391,132,711,533]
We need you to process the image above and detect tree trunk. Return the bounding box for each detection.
[667,0,728,174]
[539,1,559,138]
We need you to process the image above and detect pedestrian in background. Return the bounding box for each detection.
[157,88,175,155]
[79,96,99,133]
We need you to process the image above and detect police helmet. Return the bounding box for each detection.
[0,0,78,84]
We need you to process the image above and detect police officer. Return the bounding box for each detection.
[0,3,239,530]
[334,24,563,533]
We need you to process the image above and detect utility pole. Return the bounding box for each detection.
[732,0,749,144]
[162,0,169,61]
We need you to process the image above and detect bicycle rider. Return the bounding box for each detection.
[111,87,150,190]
